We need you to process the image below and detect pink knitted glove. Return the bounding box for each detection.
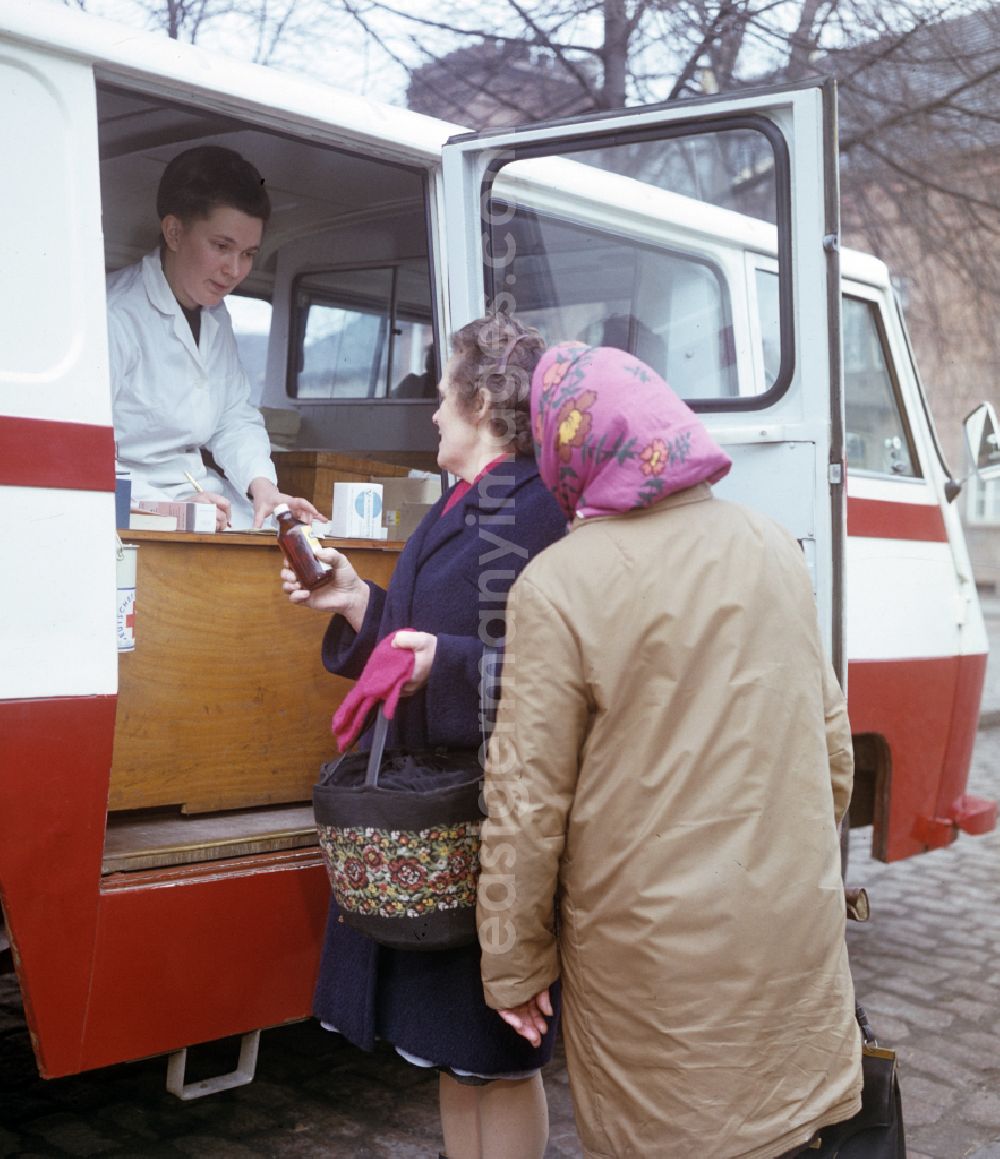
[331,629,417,750]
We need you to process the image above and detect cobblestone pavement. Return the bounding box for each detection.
[845,725,1000,1159]
[3,624,1000,1158]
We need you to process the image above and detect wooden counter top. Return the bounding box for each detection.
[123,528,404,551]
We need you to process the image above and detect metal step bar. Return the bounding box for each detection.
[165,1030,260,1100]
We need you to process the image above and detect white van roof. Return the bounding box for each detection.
[0,0,459,164]
[2,0,893,290]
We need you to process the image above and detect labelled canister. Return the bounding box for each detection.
[115,540,137,652]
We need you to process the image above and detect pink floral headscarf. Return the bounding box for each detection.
[531,343,732,520]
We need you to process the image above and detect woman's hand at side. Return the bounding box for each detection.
[281,546,370,632]
[390,629,438,694]
[497,988,553,1048]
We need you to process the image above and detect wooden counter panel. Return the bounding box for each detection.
[110,532,400,814]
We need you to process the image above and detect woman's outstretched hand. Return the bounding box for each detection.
[281,545,370,631]
[250,477,324,528]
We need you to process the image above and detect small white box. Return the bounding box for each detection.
[328,483,383,538]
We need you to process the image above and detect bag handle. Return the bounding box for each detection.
[365,709,391,787]
[362,645,501,789]
[856,1003,877,1047]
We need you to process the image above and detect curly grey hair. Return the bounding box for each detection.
[449,312,546,458]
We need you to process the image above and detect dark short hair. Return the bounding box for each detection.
[156,145,271,224]
[449,312,545,457]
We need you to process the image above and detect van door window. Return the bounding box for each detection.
[290,262,434,400]
[841,295,920,478]
[482,123,789,406]
[495,214,736,399]
[757,271,920,478]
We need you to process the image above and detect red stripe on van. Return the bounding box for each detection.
[0,417,115,492]
[847,496,947,542]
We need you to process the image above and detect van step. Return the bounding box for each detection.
[102,804,317,873]
[166,1030,260,1099]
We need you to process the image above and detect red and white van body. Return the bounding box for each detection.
[0,0,993,1084]
[842,258,994,860]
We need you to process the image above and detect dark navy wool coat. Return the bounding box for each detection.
[313,456,566,1075]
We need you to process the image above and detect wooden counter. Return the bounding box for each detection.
[110,530,400,814]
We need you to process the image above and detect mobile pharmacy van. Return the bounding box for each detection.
[1,0,995,1091]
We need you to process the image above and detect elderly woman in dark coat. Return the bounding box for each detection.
[282,313,566,1159]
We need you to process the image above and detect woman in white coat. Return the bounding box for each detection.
[107,145,320,530]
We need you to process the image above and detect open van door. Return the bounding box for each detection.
[440,81,843,673]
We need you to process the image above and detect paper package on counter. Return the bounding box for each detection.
[329,483,383,538]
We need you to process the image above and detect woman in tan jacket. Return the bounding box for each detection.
[477,342,862,1158]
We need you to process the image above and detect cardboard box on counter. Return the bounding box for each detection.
[273,452,410,513]
[384,503,436,541]
[375,474,442,541]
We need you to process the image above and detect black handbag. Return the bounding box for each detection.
[809,1004,906,1157]
[313,709,485,952]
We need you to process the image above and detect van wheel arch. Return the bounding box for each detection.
[847,732,892,864]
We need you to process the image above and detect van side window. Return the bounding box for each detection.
[841,295,920,478]
[756,268,782,390]
[289,261,434,400]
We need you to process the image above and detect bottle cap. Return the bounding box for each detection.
[273,503,290,515]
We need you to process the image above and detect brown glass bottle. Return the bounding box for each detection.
[274,504,333,589]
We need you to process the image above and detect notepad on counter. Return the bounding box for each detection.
[129,509,178,531]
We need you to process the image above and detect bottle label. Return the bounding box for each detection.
[304,529,332,571]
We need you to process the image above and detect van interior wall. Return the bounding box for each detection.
[265,209,439,467]
[97,83,437,466]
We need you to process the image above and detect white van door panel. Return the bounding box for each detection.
[441,82,841,659]
[0,44,117,701]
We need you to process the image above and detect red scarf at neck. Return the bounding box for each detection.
[441,455,508,516]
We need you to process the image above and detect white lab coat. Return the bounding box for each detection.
[106,250,277,527]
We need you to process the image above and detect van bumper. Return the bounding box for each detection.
[913,794,998,847]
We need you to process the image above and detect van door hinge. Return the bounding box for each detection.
[828,462,843,485]
[823,234,840,253]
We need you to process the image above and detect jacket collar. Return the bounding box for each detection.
[569,481,715,531]
[410,456,542,572]
[140,248,220,364]
[454,455,541,518]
